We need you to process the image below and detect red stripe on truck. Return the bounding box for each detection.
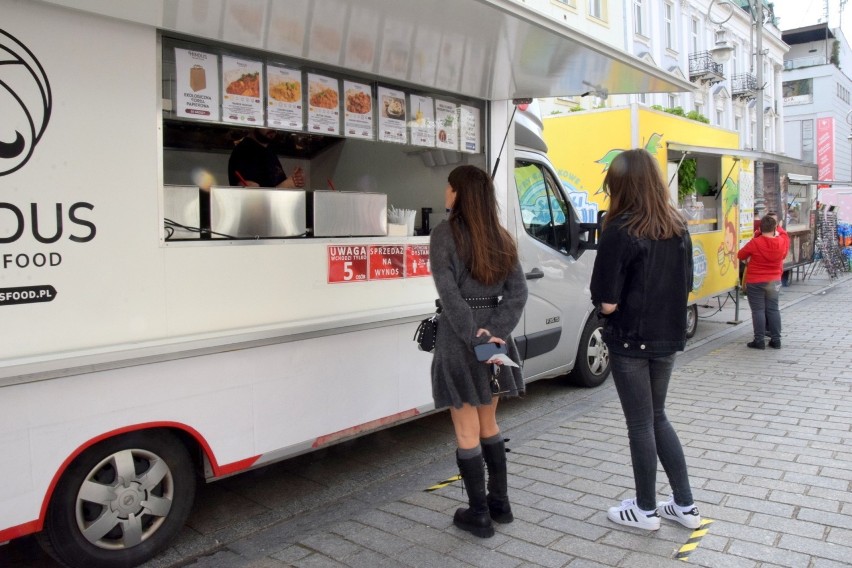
[0,421,260,541]
[312,408,421,448]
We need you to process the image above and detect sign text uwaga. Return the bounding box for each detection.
[0,202,96,306]
[327,244,431,283]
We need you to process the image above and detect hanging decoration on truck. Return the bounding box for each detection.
[0,29,52,177]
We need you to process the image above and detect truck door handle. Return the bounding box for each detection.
[525,268,544,280]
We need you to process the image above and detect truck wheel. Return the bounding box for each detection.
[686,304,698,339]
[38,430,196,568]
[568,315,610,388]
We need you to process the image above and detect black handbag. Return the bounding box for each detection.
[414,301,442,352]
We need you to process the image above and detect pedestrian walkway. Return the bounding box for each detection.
[170,272,852,568]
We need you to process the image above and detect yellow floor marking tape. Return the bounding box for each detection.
[675,519,714,562]
[424,474,461,492]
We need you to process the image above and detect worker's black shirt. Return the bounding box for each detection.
[227,137,287,187]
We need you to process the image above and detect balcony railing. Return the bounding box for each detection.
[689,52,725,85]
[783,55,829,70]
[731,73,758,99]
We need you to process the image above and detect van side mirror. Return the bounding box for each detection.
[574,210,606,257]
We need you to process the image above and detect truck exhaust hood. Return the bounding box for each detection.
[37,0,694,100]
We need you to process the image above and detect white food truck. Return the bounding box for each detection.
[0,1,692,566]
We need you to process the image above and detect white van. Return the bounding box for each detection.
[0,1,691,566]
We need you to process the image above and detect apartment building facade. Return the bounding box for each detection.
[520,0,788,154]
[782,23,852,183]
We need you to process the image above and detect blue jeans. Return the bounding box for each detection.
[610,352,694,511]
[746,280,782,342]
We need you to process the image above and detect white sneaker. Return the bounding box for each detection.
[607,499,661,530]
[657,498,702,529]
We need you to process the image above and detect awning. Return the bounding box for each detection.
[666,143,812,167]
[35,0,695,101]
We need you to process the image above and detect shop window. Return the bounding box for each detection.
[514,160,575,253]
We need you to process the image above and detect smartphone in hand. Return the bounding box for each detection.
[474,342,508,362]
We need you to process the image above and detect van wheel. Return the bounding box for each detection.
[686,304,698,339]
[568,315,610,388]
[38,430,196,568]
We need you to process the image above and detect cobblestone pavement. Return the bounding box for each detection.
[4,271,850,568]
[169,272,852,568]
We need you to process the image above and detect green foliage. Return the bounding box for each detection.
[831,40,840,68]
[686,110,710,124]
[651,105,708,123]
[677,158,697,203]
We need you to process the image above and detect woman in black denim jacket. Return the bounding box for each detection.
[590,148,701,531]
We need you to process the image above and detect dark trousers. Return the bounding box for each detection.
[610,352,694,511]
[746,280,782,342]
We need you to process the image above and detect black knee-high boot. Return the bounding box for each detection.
[454,451,495,538]
[482,438,513,523]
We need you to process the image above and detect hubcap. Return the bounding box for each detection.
[75,448,174,550]
[587,327,610,375]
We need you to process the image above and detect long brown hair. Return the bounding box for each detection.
[602,148,686,240]
[447,165,518,285]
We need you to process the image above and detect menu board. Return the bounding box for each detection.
[266,65,303,130]
[307,73,340,135]
[221,56,263,125]
[344,6,379,72]
[435,99,459,151]
[460,104,481,154]
[174,48,220,120]
[378,86,406,144]
[222,0,267,46]
[409,95,435,148]
[342,81,374,140]
[266,0,310,57]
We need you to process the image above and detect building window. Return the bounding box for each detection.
[838,83,850,104]
[634,0,645,36]
[554,0,577,5]
[664,2,675,50]
[735,116,742,132]
[589,0,604,19]
[731,43,738,74]
[802,119,814,163]
[716,109,724,126]
[668,93,678,108]
[751,120,756,148]
[695,103,703,117]
[691,17,700,53]
[638,93,647,104]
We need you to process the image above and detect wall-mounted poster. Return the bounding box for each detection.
[221,55,263,125]
[459,104,480,153]
[174,48,220,120]
[307,73,340,135]
[343,81,373,140]
[409,95,435,148]
[308,0,347,65]
[378,86,406,144]
[344,5,379,72]
[435,99,458,151]
[267,65,303,130]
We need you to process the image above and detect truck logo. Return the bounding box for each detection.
[0,29,52,177]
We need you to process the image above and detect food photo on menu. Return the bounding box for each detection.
[345,89,372,114]
[309,81,339,109]
[269,79,301,103]
[382,94,405,120]
[225,71,261,97]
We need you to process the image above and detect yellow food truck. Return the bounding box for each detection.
[544,104,748,337]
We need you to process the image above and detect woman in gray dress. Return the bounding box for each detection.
[429,165,528,538]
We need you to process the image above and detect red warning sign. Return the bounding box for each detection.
[405,244,431,277]
[327,245,368,283]
[368,245,405,280]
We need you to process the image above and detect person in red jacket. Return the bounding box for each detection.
[737,215,789,349]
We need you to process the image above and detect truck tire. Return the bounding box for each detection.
[568,315,611,388]
[38,430,196,568]
[686,304,698,339]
